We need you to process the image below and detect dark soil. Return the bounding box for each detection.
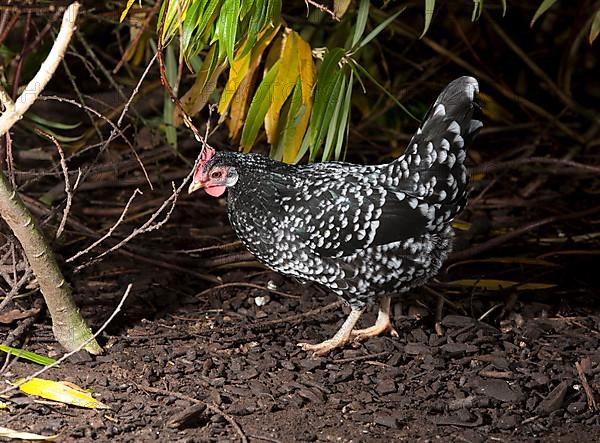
[2,186,599,443]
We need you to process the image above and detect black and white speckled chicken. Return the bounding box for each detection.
[189,76,481,356]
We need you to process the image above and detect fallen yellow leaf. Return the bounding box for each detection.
[0,426,57,440]
[16,378,109,409]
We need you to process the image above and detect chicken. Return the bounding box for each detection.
[189,76,481,356]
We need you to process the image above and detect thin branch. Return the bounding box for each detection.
[305,0,340,21]
[66,188,142,263]
[33,128,73,239]
[0,2,80,136]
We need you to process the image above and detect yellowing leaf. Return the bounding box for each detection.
[174,44,228,127]
[120,0,137,23]
[479,92,512,123]
[219,24,280,125]
[447,279,556,291]
[334,0,352,18]
[0,426,57,441]
[265,28,300,144]
[451,220,472,231]
[0,401,7,409]
[590,9,600,44]
[17,378,109,409]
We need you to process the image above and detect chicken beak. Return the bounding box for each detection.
[188,180,205,194]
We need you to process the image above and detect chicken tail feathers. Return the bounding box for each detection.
[391,76,482,226]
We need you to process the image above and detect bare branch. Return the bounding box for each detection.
[66,188,142,263]
[0,2,80,136]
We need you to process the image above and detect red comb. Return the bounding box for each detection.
[193,146,216,182]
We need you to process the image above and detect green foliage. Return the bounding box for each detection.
[118,0,599,164]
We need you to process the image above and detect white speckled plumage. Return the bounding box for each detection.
[191,77,481,351]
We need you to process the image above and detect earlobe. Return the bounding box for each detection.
[226,168,239,187]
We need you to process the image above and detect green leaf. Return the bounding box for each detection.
[218,0,241,62]
[309,48,345,159]
[0,345,56,366]
[335,70,353,160]
[26,113,81,130]
[472,0,483,21]
[163,45,178,149]
[421,0,436,37]
[355,7,405,50]
[351,0,370,48]
[321,74,347,162]
[531,0,559,26]
[500,0,507,16]
[590,9,600,44]
[240,59,281,151]
[350,60,419,121]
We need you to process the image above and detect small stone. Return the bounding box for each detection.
[497,413,519,430]
[375,379,396,395]
[567,401,587,415]
[476,379,524,403]
[535,381,569,416]
[374,412,399,428]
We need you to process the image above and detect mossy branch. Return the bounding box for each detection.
[0,2,102,354]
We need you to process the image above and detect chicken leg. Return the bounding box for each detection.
[298,306,365,357]
[351,295,398,340]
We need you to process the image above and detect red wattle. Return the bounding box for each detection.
[205,185,226,197]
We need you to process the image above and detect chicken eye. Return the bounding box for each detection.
[210,169,223,179]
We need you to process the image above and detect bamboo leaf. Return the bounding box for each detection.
[334,0,352,18]
[335,70,353,160]
[26,113,80,130]
[218,0,241,62]
[240,59,281,151]
[0,426,57,441]
[175,44,227,126]
[447,279,557,291]
[224,26,280,138]
[590,9,600,44]
[120,0,136,23]
[16,378,110,409]
[351,60,418,121]
[280,32,315,162]
[421,0,436,37]
[472,0,483,21]
[531,0,559,26]
[0,345,56,366]
[163,45,178,149]
[355,7,405,50]
[265,29,299,144]
[309,48,345,157]
[352,0,370,48]
[321,74,347,162]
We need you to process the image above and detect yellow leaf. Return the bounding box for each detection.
[0,426,57,441]
[447,279,556,291]
[219,24,280,123]
[120,0,137,23]
[0,401,7,409]
[265,28,300,144]
[16,378,110,409]
[334,0,352,17]
[479,92,512,123]
[281,35,315,163]
[451,220,471,231]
